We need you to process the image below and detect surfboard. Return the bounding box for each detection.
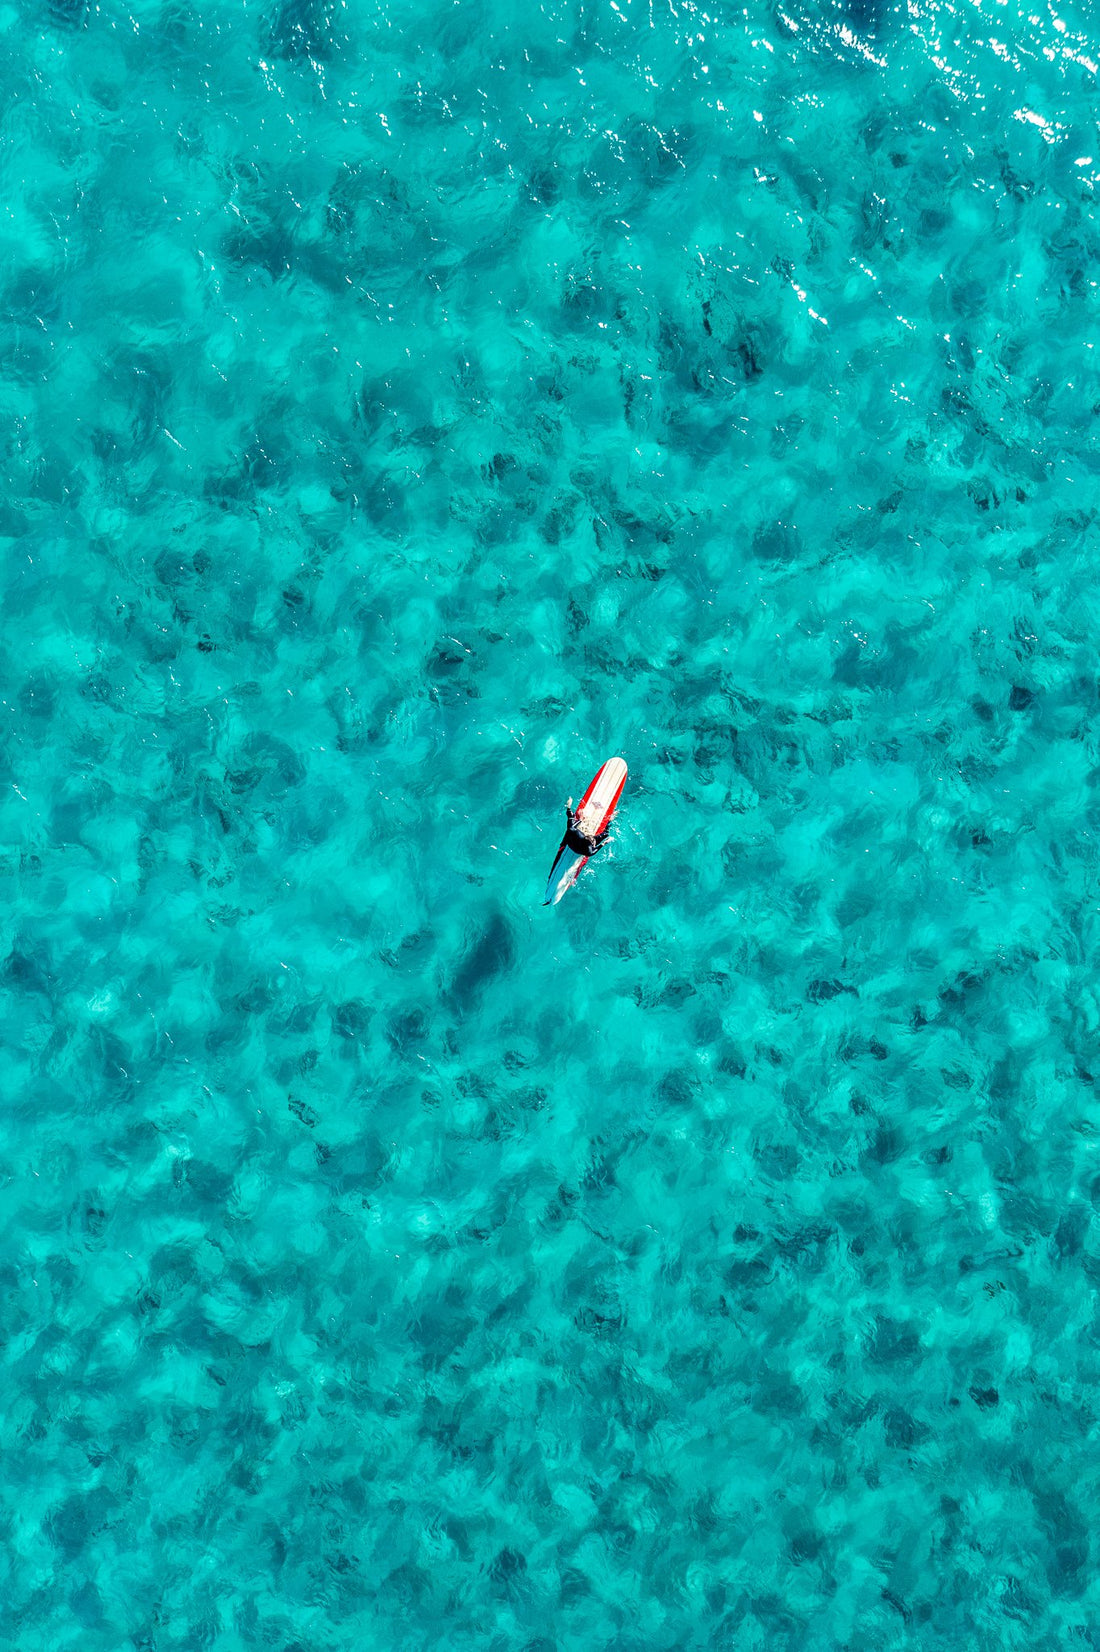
[543,757,628,906]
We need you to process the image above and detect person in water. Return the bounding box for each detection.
[564,796,610,857]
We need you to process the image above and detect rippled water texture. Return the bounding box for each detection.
[4,0,1100,1645]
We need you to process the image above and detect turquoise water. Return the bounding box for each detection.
[4,0,1100,1644]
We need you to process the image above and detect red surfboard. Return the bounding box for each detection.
[543,758,628,905]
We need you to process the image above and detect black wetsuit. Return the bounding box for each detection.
[564,805,609,857]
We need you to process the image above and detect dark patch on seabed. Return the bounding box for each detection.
[449,913,517,1011]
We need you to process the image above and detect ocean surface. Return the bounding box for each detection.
[4,0,1100,1646]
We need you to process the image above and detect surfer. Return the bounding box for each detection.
[544,759,627,905]
[564,796,610,857]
